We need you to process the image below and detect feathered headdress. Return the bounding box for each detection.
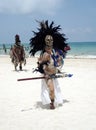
[29,20,70,56]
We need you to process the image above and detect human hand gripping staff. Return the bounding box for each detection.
[18,20,72,109]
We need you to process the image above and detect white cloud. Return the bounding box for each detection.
[0,0,63,14]
[65,27,96,34]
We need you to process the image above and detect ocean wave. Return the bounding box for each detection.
[1,53,96,59]
[66,55,96,59]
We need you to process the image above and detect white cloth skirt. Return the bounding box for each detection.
[41,79,63,105]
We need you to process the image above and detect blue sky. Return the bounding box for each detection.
[0,0,96,44]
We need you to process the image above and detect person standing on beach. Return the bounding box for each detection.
[29,20,70,109]
[10,34,26,71]
[3,44,7,54]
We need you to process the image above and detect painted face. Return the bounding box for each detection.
[45,35,53,47]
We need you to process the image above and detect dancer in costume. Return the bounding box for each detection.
[10,34,26,71]
[29,20,70,109]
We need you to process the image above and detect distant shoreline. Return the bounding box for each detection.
[0,54,96,60]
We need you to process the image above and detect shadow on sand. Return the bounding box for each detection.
[21,99,70,112]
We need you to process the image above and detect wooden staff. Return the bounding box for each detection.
[17,74,73,81]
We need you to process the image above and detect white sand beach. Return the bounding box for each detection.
[0,55,96,130]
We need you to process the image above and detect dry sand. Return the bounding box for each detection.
[0,55,96,130]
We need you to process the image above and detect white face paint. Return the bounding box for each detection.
[45,35,53,47]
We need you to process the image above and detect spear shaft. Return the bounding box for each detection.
[17,74,73,81]
[17,76,45,81]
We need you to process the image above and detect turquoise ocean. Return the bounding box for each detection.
[0,42,96,59]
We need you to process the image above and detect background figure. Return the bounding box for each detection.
[29,20,70,109]
[10,34,26,71]
[3,44,7,54]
